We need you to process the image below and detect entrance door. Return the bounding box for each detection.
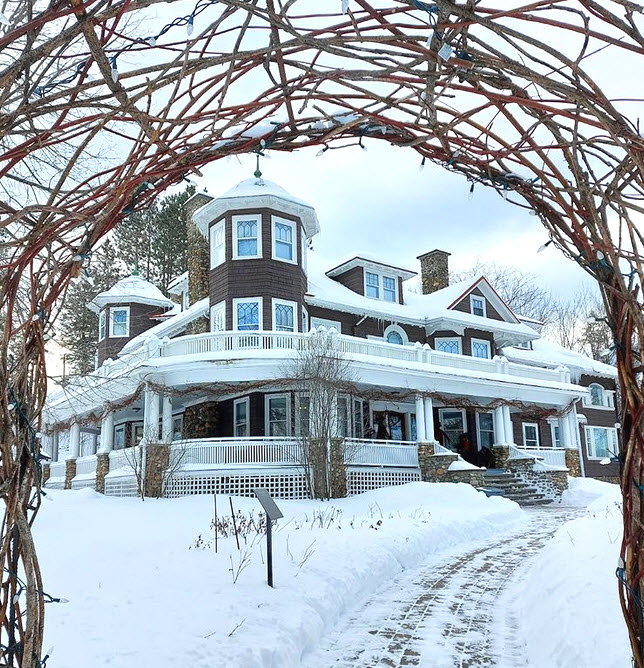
[373,411,406,441]
[438,408,466,451]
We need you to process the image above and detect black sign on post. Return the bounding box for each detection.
[254,488,283,588]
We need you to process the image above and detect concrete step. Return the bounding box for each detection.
[520,498,554,506]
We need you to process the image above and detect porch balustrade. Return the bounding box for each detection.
[344,438,419,468]
[48,461,66,480]
[513,446,567,468]
[74,455,98,476]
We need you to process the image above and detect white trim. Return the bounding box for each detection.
[383,324,408,345]
[435,336,462,355]
[584,425,618,460]
[437,407,467,449]
[232,297,263,331]
[272,298,298,332]
[295,393,310,437]
[210,300,226,332]
[550,422,562,448]
[583,382,614,409]
[98,310,106,341]
[265,393,291,437]
[310,316,342,333]
[470,294,487,317]
[522,422,540,448]
[471,337,492,359]
[113,424,126,450]
[302,305,309,333]
[209,219,226,269]
[364,270,398,303]
[475,411,495,450]
[271,216,297,264]
[232,214,262,260]
[233,397,250,437]
[109,306,130,338]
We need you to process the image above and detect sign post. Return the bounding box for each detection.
[253,488,283,588]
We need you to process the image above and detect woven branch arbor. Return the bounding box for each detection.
[1,0,643,664]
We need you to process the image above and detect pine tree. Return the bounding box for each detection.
[57,240,124,375]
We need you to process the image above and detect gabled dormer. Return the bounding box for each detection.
[325,256,416,305]
[89,274,175,366]
[446,276,522,324]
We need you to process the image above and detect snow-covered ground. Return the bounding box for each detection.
[511,477,627,668]
[37,482,521,668]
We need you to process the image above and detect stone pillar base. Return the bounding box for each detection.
[418,441,458,482]
[330,438,347,499]
[564,448,581,477]
[492,445,511,470]
[444,469,485,487]
[64,459,76,490]
[42,463,50,486]
[145,444,171,498]
[95,452,110,494]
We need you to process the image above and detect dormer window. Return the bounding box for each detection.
[99,310,106,341]
[233,215,261,259]
[366,272,379,298]
[590,384,603,406]
[383,276,396,303]
[273,218,296,263]
[365,271,397,303]
[109,307,130,338]
[583,382,615,409]
[470,295,486,317]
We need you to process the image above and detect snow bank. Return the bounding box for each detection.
[37,482,521,668]
[514,480,627,668]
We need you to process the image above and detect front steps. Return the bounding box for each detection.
[482,470,553,506]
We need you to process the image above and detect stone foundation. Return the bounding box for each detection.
[145,443,171,498]
[95,452,110,494]
[42,463,50,486]
[330,438,346,498]
[564,448,581,477]
[64,459,76,490]
[419,449,459,482]
[492,445,511,469]
[444,469,485,487]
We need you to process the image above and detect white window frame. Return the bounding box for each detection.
[133,422,144,444]
[435,336,462,355]
[295,393,310,437]
[471,338,492,359]
[310,316,342,333]
[337,395,350,438]
[98,310,106,341]
[265,393,291,437]
[438,408,467,449]
[272,298,298,333]
[232,214,262,260]
[550,421,562,448]
[364,271,398,303]
[383,324,408,345]
[113,424,126,450]
[585,426,618,460]
[470,294,487,317]
[584,383,614,409]
[109,306,130,338]
[209,219,226,269]
[352,398,364,438]
[172,415,183,441]
[364,271,380,299]
[522,422,540,448]
[272,216,297,264]
[233,397,250,437]
[382,275,397,303]
[210,300,226,332]
[476,411,495,450]
[302,306,309,333]
[233,297,263,331]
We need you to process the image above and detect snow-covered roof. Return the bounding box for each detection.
[501,338,617,379]
[193,177,320,240]
[88,275,175,313]
[326,254,417,280]
[167,271,188,295]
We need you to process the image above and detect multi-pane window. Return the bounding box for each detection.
[387,330,404,345]
[172,416,183,441]
[585,426,618,459]
[273,220,294,261]
[436,338,461,354]
[210,220,225,268]
[234,398,249,437]
[211,302,225,332]
[522,423,540,448]
[267,395,289,436]
[114,425,125,449]
[590,384,604,406]
[438,409,466,450]
[337,396,350,437]
[471,339,491,359]
[470,295,486,317]
[551,423,561,448]
[365,272,379,298]
[110,307,129,337]
[274,302,295,332]
[477,412,495,448]
[383,276,396,302]
[353,399,364,438]
[236,219,259,257]
[99,310,106,341]
[236,300,260,331]
[296,395,310,437]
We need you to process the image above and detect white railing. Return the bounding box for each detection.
[514,446,567,468]
[157,330,565,386]
[508,443,538,460]
[171,437,303,468]
[345,438,419,468]
[74,455,97,476]
[108,448,138,472]
[48,461,66,479]
[432,442,456,456]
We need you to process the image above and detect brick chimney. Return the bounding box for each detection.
[417,249,451,295]
[185,192,214,308]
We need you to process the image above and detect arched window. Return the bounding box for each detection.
[383,324,408,345]
[589,383,604,407]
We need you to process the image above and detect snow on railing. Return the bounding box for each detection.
[108,448,138,472]
[508,444,539,460]
[514,446,567,468]
[432,442,455,456]
[48,461,66,479]
[171,437,303,467]
[74,455,97,476]
[344,438,419,468]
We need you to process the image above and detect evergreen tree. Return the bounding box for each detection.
[57,240,123,375]
[114,185,194,292]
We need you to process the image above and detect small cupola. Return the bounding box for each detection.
[89,273,175,366]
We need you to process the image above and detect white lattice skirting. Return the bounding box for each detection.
[71,477,97,490]
[104,474,139,497]
[346,467,421,496]
[165,468,310,499]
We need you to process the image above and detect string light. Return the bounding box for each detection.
[438,43,454,61]
[468,182,475,200]
[110,56,118,83]
[341,0,349,14]
[187,15,195,36]
[315,145,329,157]
[419,156,426,171]
[538,239,553,252]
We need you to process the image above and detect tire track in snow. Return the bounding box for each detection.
[301,507,581,668]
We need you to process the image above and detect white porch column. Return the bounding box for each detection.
[42,433,53,459]
[503,406,515,446]
[52,431,59,462]
[415,396,426,442]
[494,406,506,445]
[567,410,580,449]
[423,397,435,442]
[68,422,81,459]
[162,395,174,444]
[99,412,114,453]
[558,413,572,449]
[144,386,161,443]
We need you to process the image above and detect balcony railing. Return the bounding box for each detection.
[157,330,567,386]
[345,438,419,468]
